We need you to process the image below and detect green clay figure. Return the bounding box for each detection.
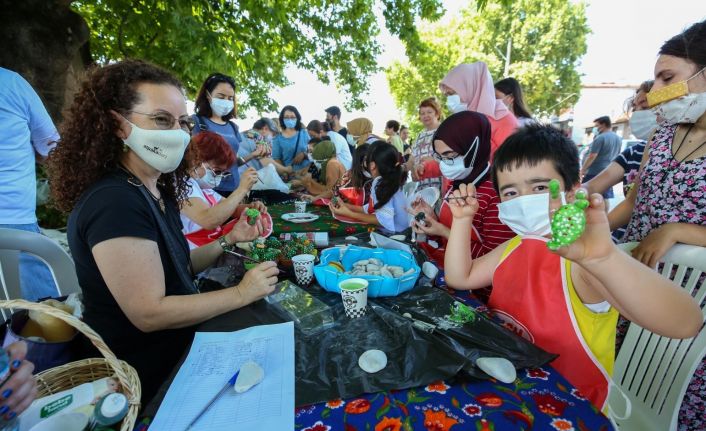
[448,301,476,324]
[245,208,261,225]
[546,179,589,251]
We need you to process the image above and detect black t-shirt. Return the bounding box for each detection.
[337,127,349,139]
[67,174,195,401]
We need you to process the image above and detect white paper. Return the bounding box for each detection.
[370,232,413,254]
[150,322,294,431]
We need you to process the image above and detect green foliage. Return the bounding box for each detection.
[71,0,444,113]
[386,0,589,129]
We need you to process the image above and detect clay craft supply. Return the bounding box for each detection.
[234,361,265,393]
[344,258,415,278]
[475,357,517,384]
[244,208,260,225]
[447,301,476,324]
[358,350,388,374]
[421,262,439,280]
[547,179,589,251]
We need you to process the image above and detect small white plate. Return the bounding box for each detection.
[282,212,320,223]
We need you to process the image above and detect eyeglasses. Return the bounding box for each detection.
[129,111,196,133]
[204,164,232,178]
[431,151,461,165]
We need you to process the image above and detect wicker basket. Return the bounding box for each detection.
[0,299,141,431]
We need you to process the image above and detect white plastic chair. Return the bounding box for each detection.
[0,228,79,319]
[609,242,706,431]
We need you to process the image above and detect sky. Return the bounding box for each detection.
[237,0,706,133]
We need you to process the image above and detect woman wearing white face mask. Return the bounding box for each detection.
[192,73,252,197]
[409,112,514,267]
[614,22,706,431]
[581,80,653,241]
[180,131,269,249]
[439,62,519,155]
[47,61,279,403]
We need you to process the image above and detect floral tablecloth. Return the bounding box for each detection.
[268,202,374,237]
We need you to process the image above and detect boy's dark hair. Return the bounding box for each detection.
[325,106,342,119]
[322,120,332,132]
[386,120,400,132]
[593,116,611,128]
[491,123,579,193]
[307,119,323,133]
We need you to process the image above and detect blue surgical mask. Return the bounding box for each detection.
[196,164,223,189]
[284,118,297,129]
[591,127,599,135]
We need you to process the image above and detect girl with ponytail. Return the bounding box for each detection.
[329,141,410,232]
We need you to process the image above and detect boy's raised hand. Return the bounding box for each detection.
[548,186,616,265]
[447,183,479,220]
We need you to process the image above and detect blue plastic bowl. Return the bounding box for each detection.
[313,246,421,297]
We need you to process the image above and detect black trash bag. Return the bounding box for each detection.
[292,287,555,406]
[293,299,469,406]
[375,287,557,379]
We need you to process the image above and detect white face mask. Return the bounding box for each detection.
[497,192,560,237]
[446,94,466,113]
[196,164,223,189]
[362,169,373,178]
[313,160,322,170]
[629,110,658,141]
[652,92,706,126]
[122,120,190,173]
[438,137,478,180]
[209,95,234,117]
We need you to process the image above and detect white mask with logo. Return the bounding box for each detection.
[497,193,563,237]
[629,110,658,141]
[446,94,467,114]
[122,120,190,173]
[209,96,234,117]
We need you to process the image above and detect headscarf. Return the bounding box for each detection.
[347,118,373,147]
[433,111,492,187]
[312,140,337,183]
[440,62,511,120]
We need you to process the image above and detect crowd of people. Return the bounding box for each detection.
[0,16,704,429]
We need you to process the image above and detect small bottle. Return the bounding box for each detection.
[0,349,18,431]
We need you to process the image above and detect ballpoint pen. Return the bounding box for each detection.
[185,369,239,430]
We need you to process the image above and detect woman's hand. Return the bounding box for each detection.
[631,223,679,268]
[413,216,450,238]
[301,194,317,202]
[409,198,438,222]
[329,201,352,216]
[413,164,425,181]
[292,152,307,165]
[447,183,479,220]
[226,212,263,243]
[548,190,616,265]
[0,342,37,419]
[236,168,259,195]
[236,262,279,303]
[246,200,268,214]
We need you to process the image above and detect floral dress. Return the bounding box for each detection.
[621,123,706,431]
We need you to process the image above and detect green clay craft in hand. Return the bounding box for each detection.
[546,179,589,251]
[245,208,261,225]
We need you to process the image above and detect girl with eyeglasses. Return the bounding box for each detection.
[329,141,410,233]
[409,111,514,271]
[181,131,269,249]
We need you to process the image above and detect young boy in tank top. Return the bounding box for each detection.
[443,124,702,410]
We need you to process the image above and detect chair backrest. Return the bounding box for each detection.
[0,229,80,318]
[609,242,706,431]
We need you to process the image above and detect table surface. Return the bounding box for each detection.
[268,202,374,237]
[136,287,613,431]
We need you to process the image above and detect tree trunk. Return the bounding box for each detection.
[0,0,92,123]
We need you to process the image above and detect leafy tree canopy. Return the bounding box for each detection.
[386,0,589,134]
[72,0,446,113]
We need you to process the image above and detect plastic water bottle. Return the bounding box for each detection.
[0,349,18,431]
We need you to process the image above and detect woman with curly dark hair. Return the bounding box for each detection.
[47,60,278,401]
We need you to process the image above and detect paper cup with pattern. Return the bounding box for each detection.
[295,200,307,213]
[339,278,369,318]
[292,254,316,286]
